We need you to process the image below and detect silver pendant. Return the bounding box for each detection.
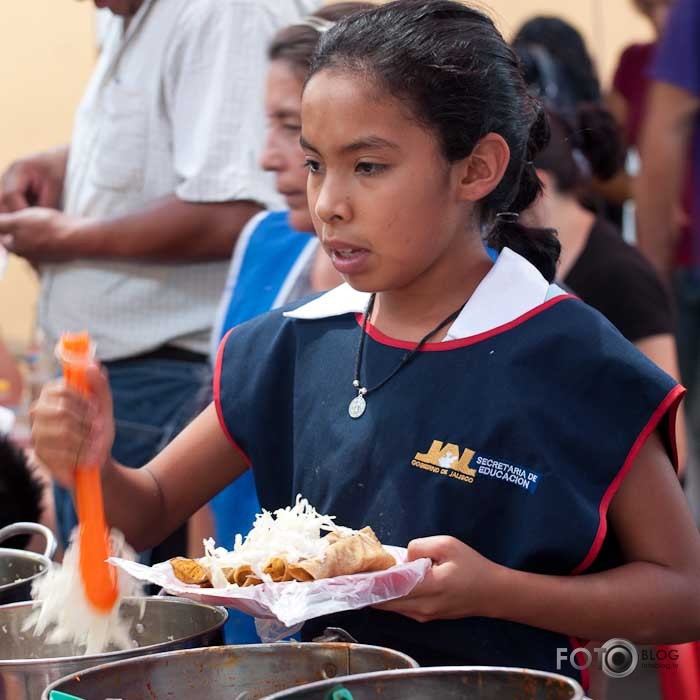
[348,394,367,419]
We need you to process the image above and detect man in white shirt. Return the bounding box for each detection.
[0,0,319,559]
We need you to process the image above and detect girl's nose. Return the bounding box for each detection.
[313,178,352,224]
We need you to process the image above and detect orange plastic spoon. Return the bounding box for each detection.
[58,331,118,613]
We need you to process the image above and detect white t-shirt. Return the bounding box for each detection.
[40,0,320,361]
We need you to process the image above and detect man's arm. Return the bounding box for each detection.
[0,195,262,262]
[636,83,699,279]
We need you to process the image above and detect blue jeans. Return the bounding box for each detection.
[53,357,211,565]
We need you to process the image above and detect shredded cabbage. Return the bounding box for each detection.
[23,528,143,655]
[200,494,356,584]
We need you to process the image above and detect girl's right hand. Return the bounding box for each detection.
[30,363,115,488]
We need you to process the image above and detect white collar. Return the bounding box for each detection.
[283,248,565,340]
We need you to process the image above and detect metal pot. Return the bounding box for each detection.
[0,596,226,700]
[43,642,417,699]
[0,522,56,606]
[261,666,591,699]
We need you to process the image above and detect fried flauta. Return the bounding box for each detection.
[231,564,257,587]
[263,556,295,582]
[170,557,211,587]
[168,526,396,587]
[287,527,395,581]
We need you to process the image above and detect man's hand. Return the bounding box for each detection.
[0,147,68,212]
[0,208,83,262]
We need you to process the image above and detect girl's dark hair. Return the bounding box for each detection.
[0,435,42,549]
[308,0,560,282]
[268,2,375,80]
[513,17,601,109]
[535,104,626,193]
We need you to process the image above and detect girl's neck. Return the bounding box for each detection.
[551,196,596,280]
[371,238,493,343]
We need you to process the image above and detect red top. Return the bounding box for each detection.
[613,42,656,147]
[613,41,694,266]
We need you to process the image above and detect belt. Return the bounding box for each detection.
[105,345,208,366]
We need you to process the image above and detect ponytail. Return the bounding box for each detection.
[486,215,560,283]
[485,104,561,282]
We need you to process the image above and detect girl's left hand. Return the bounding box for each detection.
[374,536,501,622]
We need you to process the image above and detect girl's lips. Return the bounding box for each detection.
[329,248,370,275]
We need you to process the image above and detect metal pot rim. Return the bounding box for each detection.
[261,665,586,699]
[0,548,51,593]
[42,642,419,700]
[0,596,227,668]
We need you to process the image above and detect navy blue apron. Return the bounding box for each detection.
[216,293,682,680]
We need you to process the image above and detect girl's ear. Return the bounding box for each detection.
[454,133,511,203]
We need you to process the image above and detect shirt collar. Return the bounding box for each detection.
[283,248,564,340]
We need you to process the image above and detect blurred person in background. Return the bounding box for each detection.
[0,0,320,563]
[205,1,371,644]
[637,0,700,521]
[512,16,601,118]
[637,0,699,283]
[604,0,692,234]
[609,0,673,160]
[512,16,626,227]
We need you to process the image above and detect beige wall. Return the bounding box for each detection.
[0,1,95,352]
[0,0,654,351]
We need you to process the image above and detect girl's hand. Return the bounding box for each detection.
[30,363,115,488]
[375,536,501,622]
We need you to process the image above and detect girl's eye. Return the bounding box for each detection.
[356,162,387,176]
[303,158,322,174]
[283,123,302,133]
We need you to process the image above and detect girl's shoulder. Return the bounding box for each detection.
[535,293,678,391]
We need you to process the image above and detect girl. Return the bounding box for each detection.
[207,2,370,644]
[31,0,700,687]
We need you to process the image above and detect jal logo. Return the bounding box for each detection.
[411,440,542,493]
[412,440,477,483]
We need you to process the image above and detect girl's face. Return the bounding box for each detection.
[634,0,672,36]
[301,70,476,293]
[260,60,313,233]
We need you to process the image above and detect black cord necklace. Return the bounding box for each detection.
[348,293,466,418]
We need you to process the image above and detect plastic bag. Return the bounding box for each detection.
[109,546,429,641]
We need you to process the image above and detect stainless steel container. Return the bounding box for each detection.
[0,596,226,700]
[261,666,591,699]
[0,523,56,606]
[44,642,418,699]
